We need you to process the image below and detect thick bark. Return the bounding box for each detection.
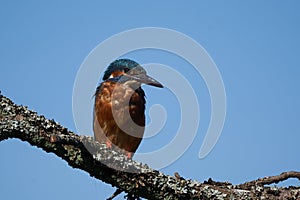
[0,93,299,200]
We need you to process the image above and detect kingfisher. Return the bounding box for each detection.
[93,59,163,158]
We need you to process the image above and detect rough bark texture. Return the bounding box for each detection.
[0,93,299,200]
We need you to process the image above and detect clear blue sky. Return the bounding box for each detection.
[1,1,300,199]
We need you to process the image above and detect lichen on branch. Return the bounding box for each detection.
[0,93,299,200]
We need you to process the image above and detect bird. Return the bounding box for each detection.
[93,59,163,158]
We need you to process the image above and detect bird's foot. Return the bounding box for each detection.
[126,152,133,159]
[106,141,112,148]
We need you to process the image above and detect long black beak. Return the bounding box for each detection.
[125,73,163,88]
[136,73,163,88]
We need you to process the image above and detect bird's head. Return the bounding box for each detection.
[103,59,163,88]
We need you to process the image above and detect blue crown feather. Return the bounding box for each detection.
[103,59,140,80]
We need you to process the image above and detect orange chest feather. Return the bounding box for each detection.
[94,81,146,132]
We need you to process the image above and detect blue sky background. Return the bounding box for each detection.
[1,1,300,199]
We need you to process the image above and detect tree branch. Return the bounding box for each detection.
[237,171,300,190]
[0,93,299,200]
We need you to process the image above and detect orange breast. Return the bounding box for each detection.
[93,81,146,155]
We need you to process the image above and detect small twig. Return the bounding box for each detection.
[106,188,122,200]
[237,171,300,190]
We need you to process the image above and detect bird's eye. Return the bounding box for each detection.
[123,67,130,73]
